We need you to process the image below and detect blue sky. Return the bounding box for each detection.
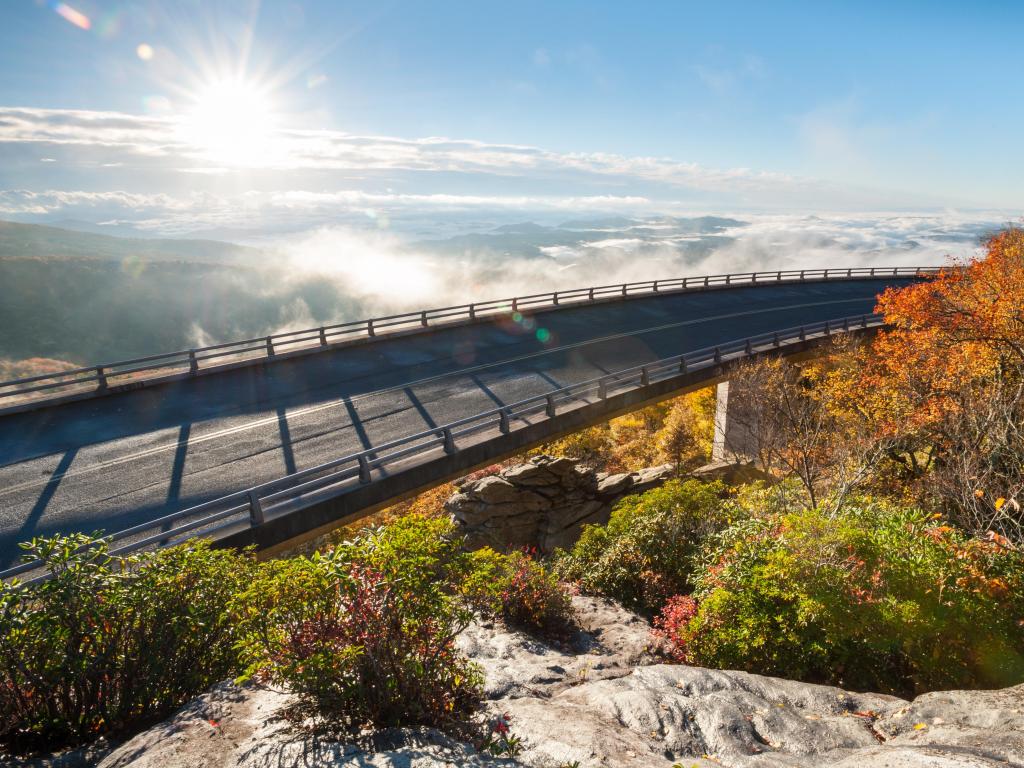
[0,0,1021,237]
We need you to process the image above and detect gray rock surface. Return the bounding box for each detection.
[447,455,675,552]
[90,595,1024,768]
[94,683,503,768]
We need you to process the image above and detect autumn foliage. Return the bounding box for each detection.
[659,497,1024,696]
[818,228,1024,540]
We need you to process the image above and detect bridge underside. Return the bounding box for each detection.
[0,277,911,568]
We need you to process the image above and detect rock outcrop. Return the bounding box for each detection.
[90,596,1024,768]
[447,455,675,553]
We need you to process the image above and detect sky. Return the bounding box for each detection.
[0,0,1021,240]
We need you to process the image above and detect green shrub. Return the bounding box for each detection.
[0,535,255,755]
[662,501,1024,696]
[555,480,728,614]
[463,548,577,641]
[235,515,482,733]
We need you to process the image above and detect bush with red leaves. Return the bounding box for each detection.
[651,594,698,663]
[463,547,577,642]
[235,515,482,733]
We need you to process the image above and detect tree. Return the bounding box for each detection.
[722,355,871,510]
[656,399,701,475]
[829,228,1024,541]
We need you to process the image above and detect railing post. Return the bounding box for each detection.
[846,268,852,277]
[469,303,476,319]
[799,326,806,341]
[367,319,376,337]
[512,297,518,312]
[679,357,688,373]
[713,347,722,363]
[598,379,607,399]
[442,428,455,454]
[843,317,850,331]
[893,267,898,276]
[751,273,756,284]
[776,271,782,281]
[499,409,510,434]
[188,350,199,373]
[704,275,710,287]
[358,455,372,484]
[545,393,556,417]
[862,315,868,328]
[745,339,753,355]
[553,292,559,306]
[725,274,731,285]
[319,327,328,346]
[682,277,688,289]
[824,319,831,334]
[588,287,595,301]
[773,332,780,347]
[640,367,650,386]
[248,491,265,525]
[421,310,429,327]
[824,269,830,279]
[96,366,108,390]
[800,270,805,280]
[621,284,628,297]
[266,336,274,356]
[653,280,659,292]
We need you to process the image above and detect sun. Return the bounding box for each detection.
[181,76,279,167]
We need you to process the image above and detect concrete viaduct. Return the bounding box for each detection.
[0,268,935,578]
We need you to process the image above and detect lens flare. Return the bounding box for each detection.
[52,2,91,30]
[136,43,154,61]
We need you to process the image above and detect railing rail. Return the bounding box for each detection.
[0,266,940,406]
[2,311,888,585]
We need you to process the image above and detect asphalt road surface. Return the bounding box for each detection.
[0,278,915,567]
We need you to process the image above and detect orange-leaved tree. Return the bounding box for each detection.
[833,228,1024,540]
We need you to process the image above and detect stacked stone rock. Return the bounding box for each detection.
[446,455,674,554]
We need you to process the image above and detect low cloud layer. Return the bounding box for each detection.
[262,212,1006,325]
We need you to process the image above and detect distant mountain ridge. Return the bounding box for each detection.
[0,220,263,265]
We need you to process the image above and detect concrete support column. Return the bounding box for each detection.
[711,381,759,462]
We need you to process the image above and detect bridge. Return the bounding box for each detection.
[0,268,936,577]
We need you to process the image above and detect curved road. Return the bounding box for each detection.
[0,277,913,567]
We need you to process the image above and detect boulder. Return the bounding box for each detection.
[596,472,633,495]
[472,476,546,508]
[448,456,675,553]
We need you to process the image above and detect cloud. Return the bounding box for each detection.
[0,106,992,234]
[278,211,1002,310]
[214,213,1000,354]
[0,106,847,205]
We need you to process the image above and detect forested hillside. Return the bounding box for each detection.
[0,221,364,365]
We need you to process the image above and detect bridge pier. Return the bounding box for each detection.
[711,380,759,463]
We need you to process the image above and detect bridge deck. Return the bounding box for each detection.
[0,277,913,567]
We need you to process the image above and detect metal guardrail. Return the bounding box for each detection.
[2,311,887,584]
[0,266,939,407]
